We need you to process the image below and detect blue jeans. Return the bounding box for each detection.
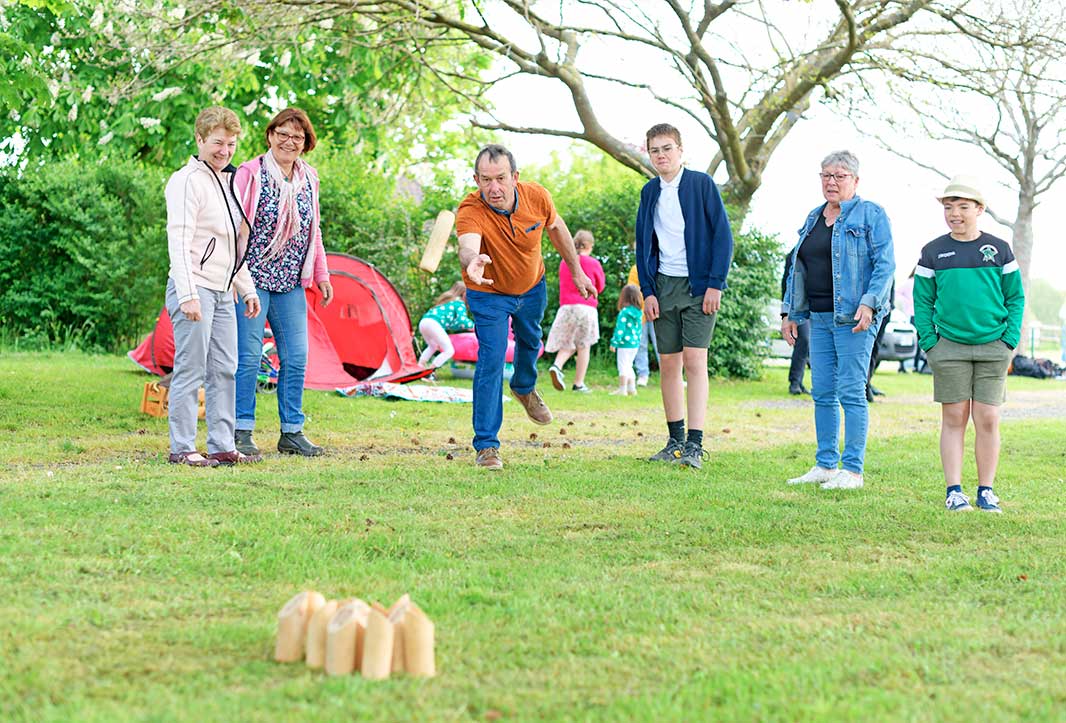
[634,320,658,378]
[466,279,547,451]
[809,312,877,474]
[235,286,308,434]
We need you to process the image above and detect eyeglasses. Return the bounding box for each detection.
[648,144,677,156]
[273,129,305,146]
[819,172,853,182]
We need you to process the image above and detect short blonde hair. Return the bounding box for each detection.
[574,229,595,252]
[195,107,242,140]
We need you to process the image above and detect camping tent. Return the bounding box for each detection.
[128,253,432,389]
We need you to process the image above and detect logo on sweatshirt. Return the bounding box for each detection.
[979,244,998,263]
[937,251,956,259]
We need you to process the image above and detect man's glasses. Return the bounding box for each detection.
[819,172,853,182]
[273,129,305,146]
[648,144,676,156]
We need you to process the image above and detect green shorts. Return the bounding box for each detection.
[652,274,717,354]
[926,337,1012,406]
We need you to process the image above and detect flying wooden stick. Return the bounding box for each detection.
[419,210,455,273]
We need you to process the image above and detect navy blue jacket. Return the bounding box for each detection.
[634,168,734,299]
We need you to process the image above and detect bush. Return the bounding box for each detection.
[0,160,168,351]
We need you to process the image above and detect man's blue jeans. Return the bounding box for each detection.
[809,311,877,474]
[466,279,547,451]
[235,286,308,434]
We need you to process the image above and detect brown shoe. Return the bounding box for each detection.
[168,451,220,467]
[511,389,552,425]
[475,447,503,470]
[206,450,263,465]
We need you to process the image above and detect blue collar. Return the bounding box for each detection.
[482,187,520,216]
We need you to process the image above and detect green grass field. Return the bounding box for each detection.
[1,352,1064,721]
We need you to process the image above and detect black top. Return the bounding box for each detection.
[799,214,834,313]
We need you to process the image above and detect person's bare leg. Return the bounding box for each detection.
[682,347,708,431]
[553,348,574,370]
[940,400,970,488]
[659,352,685,422]
[574,345,591,386]
[971,401,1001,488]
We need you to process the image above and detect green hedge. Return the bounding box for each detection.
[0,148,779,376]
[0,160,168,351]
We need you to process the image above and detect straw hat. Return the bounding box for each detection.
[937,175,986,207]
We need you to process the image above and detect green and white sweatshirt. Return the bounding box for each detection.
[913,232,1025,351]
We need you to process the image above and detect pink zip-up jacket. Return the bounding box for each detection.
[165,157,256,304]
[232,155,329,286]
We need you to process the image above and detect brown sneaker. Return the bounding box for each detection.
[476,447,503,470]
[168,451,220,467]
[206,450,263,465]
[511,389,553,425]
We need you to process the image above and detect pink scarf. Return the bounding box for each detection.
[261,149,309,261]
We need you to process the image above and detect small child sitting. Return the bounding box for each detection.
[609,285,644,396]
[418,281,474,369]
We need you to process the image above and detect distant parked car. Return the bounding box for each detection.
[876,309,917,362]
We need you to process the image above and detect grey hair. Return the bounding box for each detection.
[474,144,517,174]
[821,150,859,175]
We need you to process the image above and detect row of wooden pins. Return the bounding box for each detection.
[274,591,435,679]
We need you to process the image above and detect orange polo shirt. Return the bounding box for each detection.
[456,181,557,296]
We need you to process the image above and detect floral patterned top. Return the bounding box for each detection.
[421,299,474,333]
[245,165,313,293]
[610,306,643,349]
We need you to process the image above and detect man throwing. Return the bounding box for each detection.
[457,144,598,470]
[635,123,734,470]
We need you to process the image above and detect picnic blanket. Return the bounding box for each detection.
[336,382,509,403]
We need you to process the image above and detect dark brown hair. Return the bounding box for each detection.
[645,123,681,149]
[618,284,642,310]
[266,107,317,153]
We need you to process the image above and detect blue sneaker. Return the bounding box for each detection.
[975,488,1003,513]
[945,489,972,512]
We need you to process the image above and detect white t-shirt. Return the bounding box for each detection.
[653,167,688,277]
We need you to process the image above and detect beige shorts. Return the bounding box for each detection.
[926,337,1012,406]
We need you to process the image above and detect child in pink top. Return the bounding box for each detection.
[545,230,607,392]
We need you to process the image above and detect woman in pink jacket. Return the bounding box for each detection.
[232,108,333,457]
[164,106,261,467]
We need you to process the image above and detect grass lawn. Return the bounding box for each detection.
[1,351,1064,721]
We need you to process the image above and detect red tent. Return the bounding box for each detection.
[128,253,431,389]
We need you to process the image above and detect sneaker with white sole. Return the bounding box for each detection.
[548,365,565,391]
[945,489,973,511]
[975,488,1003,513]
[637,376,649,387]
[571,383,591,393]
[786,466,835,485]
[820,469,864,490]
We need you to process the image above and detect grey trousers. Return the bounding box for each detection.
[166,279,238,454]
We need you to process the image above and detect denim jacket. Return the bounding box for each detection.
[782,195,895,326]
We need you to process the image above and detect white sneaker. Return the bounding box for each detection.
[637,376,649,387]
[786,466,835,485]
[820,469,864,490]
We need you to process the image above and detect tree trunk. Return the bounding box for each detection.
[1012,188,1036,354]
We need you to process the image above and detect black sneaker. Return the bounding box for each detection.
[234,429,259,456]
[678,441,708,470]
[277,431,324,457]
[648,439,684,462]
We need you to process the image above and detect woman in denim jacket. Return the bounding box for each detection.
[780,150,895,490]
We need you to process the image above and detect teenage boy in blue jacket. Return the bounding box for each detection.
[635,123,734,469]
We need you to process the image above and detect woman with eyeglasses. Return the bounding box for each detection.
[780,150,895,490]
[232,108,333,457]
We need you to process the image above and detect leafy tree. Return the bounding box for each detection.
[1,0,487,168]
